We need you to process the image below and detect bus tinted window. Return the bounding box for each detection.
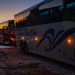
[15,1,75,28]
[50,9,53,13]
[39,11,49,16]
[63,1,75,21]
[15,12,30,28]
[38,6,63,25]
[15,6,64,27]
[59,6,64,11]
[67,2,75,9]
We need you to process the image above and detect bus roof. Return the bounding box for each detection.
[0,20,14,24]
[14,0,53,17]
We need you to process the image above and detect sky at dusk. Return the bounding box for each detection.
[0,0,44,23]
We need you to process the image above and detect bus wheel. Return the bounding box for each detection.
[23,41,28,54]
[20,40,23,52]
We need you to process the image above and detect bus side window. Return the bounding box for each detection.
[38,6,64,25]
[26,13,38,26]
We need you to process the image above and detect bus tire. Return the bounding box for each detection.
[20,40,23,52]
[23,41,28,54]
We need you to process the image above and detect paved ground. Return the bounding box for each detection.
[0,45,75,75]
[0,45,59,75]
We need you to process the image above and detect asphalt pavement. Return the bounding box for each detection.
[0,45,59,75]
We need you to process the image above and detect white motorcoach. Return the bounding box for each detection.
[14,0,75,66]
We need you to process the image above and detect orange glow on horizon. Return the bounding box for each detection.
[0,21,8,29]
[0,25,8,29]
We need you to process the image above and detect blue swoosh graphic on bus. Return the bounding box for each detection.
[37,28,75,52]
[37,28,55,48]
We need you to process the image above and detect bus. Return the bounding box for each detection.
[0,20,16,46]
[14,0,75,66]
